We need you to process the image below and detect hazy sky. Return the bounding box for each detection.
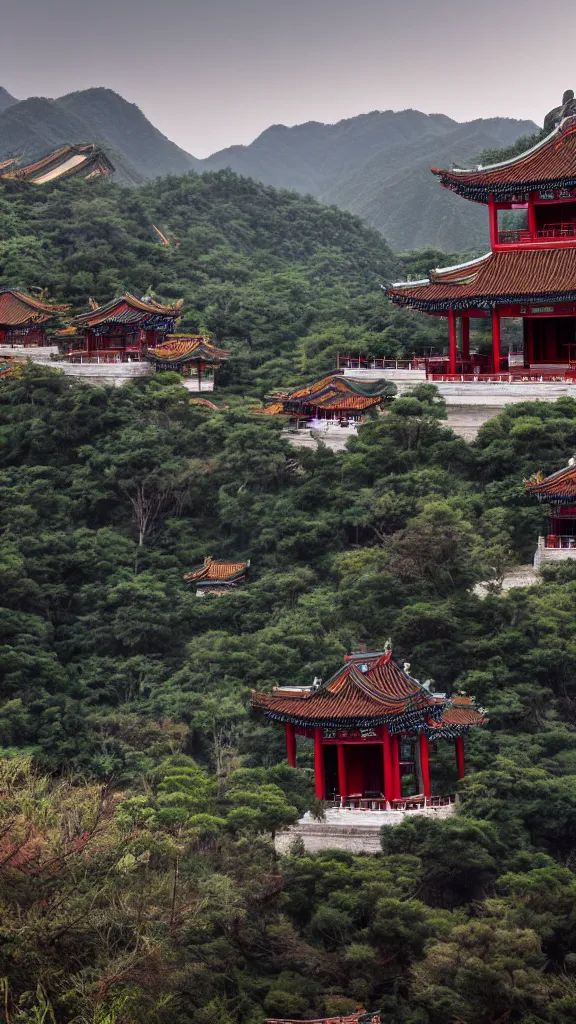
[1,0,575,156]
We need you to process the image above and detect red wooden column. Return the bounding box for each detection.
[461,316,470,361]
[391,733,402,800]
[382,725,394,805]
[491,307,501,374]
[419,732,431,798]
[455,736,465,779]
[448,309,457,374]
[337,743,348,801]
[314,727,325,800]
[488,195,498,246]
[528,195,537,240]
[285,723,296,767]
[525,318,534,367]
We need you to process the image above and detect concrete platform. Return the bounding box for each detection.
[473,565,539,598]
[275,803,455,854]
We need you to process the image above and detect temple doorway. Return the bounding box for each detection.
[528,317,576,364]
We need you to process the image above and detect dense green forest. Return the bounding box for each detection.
[2,362,576,1023]
[3,170,576,1024]
[0,172,448,388]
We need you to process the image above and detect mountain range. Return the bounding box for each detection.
[0,86,538,250]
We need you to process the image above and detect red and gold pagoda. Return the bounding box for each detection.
[388,105,576,378]
[60,294,180,363]
[0,290,70,347]
[252,649,485,804]
[146,335,230,390]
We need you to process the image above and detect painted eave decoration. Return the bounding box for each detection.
[387,247,576,313]
[146,335,230,366]
[431,114,576,202]
[73,293,180,328]
[251,649,486,735]
[183,556,250,587]
[526,460,576,501]
[0,144,115,184]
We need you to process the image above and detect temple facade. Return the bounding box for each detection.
[0,290,69,347]
[59,294,180,363]
[526,458,576,567]
[146,335,230,391]
[184,557,250,596]
[388,109,576,380]
[252,648,484,808]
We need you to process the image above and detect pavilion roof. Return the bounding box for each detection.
[183,556,249,586]
[252,650,451,731]
[388,247,576,312]
[262,373,390,415]
[0,290,70,327]
[74,293,180,328]
[426,697,486,739]
[432,115,576,202]
[146,335,230,365]
[526,461,576,501]
[0,144,115,184]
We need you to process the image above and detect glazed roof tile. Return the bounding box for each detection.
[184,557,249,584]
[74,293,180,328]
[0,144,114,184]
[526,462,576,500]
[388,247,576,312]
[263,373,391,416]
[147,335,230,364]
[0,290,70,327]
[432,116,576,202]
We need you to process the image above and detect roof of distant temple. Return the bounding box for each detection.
[73,293,180,328]
[388,247,576,312]
[0,144,115,185]
[183,557,250,586]
[252,649,485,734]
[431,115,576,202]
[0,290,70,327]
[146,335,230,365]
[258,373,392,415]
[526,460,576,501]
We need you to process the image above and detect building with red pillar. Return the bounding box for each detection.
[59,294,180,363]
[388,114,576,380]
[0,290,70,347]
[526,457,576,567]
[251,648,485,808]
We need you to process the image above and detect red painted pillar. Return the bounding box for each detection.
[314,727,325,800]
[391,733,402,800]
[525,318,534,367]
[488,195,498,246]
[419,732,431,798]
[337,743,348,801]
[491,307,501,374]
[382,726,394,805]
[528,196,537,240]
[461,316,470,361]
[285,723,296,767]
[455,736,465,779]
[448,309,457,374]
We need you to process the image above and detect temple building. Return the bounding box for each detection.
[184,557,250,596]
[252,648,484,809]
[258,374,393,442]
[59,294,180,363]
[146,335,230,391]
[388,102,576,379]
[0,145,114,184]
[0,290,70,347]
[526,457,576,567]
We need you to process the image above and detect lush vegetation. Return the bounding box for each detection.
[1,361,576,1022]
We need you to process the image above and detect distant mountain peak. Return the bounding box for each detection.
[0,86,19,113]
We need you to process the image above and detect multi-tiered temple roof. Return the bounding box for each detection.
[252,649,484,736]
[0,144,114,184]
[526,460,576,501]
[73,294,180,330]
[146,336,230,370]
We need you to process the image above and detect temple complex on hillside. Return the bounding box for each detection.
[0,145,114,184]
[184,557,250,596]
[387,96,576,381]
[0,290,69,347]
[146,335,230,391]
[252,648,484,807]
[259,374,393,429]
[526,457,576,567]
[58,294,180,363]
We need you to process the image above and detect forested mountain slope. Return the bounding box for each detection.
[0,170,448,385]
[0,85,17,113]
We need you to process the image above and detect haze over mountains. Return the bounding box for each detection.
[0,86,537,250]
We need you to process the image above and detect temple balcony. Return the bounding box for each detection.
[275,799,457,855]
[534,535,576,568]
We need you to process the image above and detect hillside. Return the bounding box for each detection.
[0,87,198,184]
[0,86,17,113]
[202,109,538,250]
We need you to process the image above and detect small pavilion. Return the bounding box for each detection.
[0,290,70,347]
[259,373,393,427]
[146,335,230,390]
[60,294,180,363]
[252,648,484,805]
[526,458,576,566]
[184,557,250,596]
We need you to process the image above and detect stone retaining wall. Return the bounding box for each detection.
[275,804,455,854]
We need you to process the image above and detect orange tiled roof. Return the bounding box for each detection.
[184,556,249,584]
[432,115,576,202]
[388,247,576,312]
[0,290,70,327]
[262,373,391,416]
[147,335,230,363]
[74,293,179,328]
[526,461,576,500]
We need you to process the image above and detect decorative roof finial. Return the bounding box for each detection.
[544,89,576,133]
